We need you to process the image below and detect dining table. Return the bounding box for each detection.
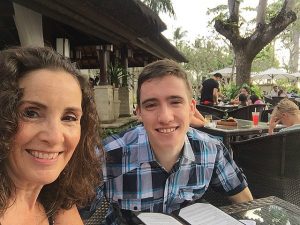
[220,196,300,225]
[197,119,285,153]
[212,104,239,111]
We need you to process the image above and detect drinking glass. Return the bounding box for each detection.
[252,112,260,126]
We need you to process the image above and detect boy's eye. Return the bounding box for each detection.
[144,103,156,109]
[171,101,181,104]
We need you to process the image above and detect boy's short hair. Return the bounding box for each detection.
[137,59,192,105]
[214,73,222,79]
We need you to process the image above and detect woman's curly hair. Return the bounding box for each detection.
[0,46,104,217]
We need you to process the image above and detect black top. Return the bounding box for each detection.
[48,217,54,225]
[200,78,219,103]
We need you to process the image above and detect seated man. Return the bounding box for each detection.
[94,59,253,224]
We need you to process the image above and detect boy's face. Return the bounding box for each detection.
[136,75,195,154]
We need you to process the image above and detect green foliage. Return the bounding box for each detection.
[221,83,240,99]
[142,0,175,17]
[107,62,136,88]
[101,121,140,138]
[250,84,263,98]
[221,83,263,99]
[252,42,280,72]
[173,27,188,47]
[179,37,233,85]
[276,80,300,93]
[107,63,124,87]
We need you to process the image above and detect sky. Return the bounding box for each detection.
[159,0,289,66]
[160,0,257,42]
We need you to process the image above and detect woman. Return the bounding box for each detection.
[231,86,250,105]
[268,98,300,135]
[238,93,248,107]
[0,47,103,224]
[249,94,264,105]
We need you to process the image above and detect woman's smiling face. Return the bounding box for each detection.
[7,69,83,188]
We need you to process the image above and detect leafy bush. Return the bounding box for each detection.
[101,121,140,138]
[221,83,263,99]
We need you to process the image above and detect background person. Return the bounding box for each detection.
[96,59,252,224]
[269,85,279,97]
[238,93,249,107]
[231,86,250,105]
[249,94,264,105]
[0,47,103,225]
[200,73,222,105]
[268,98,300,135]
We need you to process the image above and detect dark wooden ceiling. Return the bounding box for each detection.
[0,0,187,68]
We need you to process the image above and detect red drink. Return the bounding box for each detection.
[252,112,259,126]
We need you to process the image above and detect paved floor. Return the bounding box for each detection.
[101,116,138,129]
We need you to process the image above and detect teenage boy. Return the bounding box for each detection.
[94,59,253,224]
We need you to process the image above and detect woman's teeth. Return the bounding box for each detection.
[28,150,59,159]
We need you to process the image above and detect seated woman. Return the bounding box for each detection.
[268,98,300,135]
[249,94,264,105]
[278,88,288,97]
[231,86,250,105]
[0,47,103,224]
[238,93,248,108]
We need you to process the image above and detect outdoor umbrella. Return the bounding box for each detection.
[252,67,295,81]
[209,67,236,78]
[290,72,300,80]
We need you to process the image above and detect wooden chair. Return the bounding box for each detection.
[196,104,225,120]
[231,129,300,206]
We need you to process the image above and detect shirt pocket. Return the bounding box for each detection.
[117,198,155,212]
[178,185,207,201]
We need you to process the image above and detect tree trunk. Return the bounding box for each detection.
[289,31,300,73]
[214,0,297,86]
[228,0,239,23]
[256,0,268,26]
[235,50,252,85]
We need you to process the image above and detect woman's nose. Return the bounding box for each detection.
[39,119,64,146]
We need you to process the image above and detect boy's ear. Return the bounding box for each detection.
[136,106,143,122]
[190,98,196,114]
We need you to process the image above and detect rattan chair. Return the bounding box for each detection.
[260,108,273,122]
[272,96,286,106]
[231,129,300,206]
[83,198,110,225]
[196,104,225,120]
[227,104,266,120]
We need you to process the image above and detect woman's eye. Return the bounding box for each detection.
[22,109,39,118]
[62,114,78,122]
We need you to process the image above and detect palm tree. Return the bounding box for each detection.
[142,0,175,17]
[173,27,187,47]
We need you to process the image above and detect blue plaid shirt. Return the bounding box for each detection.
[97,125,247,224]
